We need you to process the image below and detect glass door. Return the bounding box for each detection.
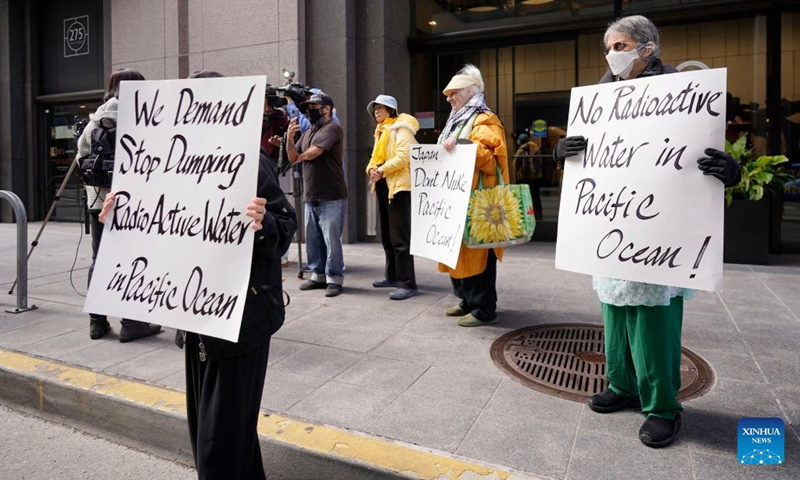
[43,101,100,222]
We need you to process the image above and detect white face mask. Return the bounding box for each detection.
[606,48,640,79]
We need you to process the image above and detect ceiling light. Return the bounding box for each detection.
[521,0,554,4]
[428,20,437,26]
[467,6,498,12]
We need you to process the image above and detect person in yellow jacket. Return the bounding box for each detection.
[366,95,420,300]
[438,64,509,327]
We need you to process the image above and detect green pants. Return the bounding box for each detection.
[602,296,683,420]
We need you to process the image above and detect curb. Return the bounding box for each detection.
[0,347,535,479]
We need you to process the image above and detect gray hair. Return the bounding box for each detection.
[457,63,484,94]
[604,15,661,58]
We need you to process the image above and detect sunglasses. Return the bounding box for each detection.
[603,41,638,55]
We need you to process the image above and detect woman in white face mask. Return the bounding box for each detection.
[552,15,742,450]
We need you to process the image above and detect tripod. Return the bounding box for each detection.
[277,132,305,279]
[8,157,88,295]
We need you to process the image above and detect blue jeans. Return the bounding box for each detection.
[305,199,345,285]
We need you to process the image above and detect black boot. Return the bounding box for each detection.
[588,388,641,413]
[119,320,162,343]
[639,413,682,448]
[89,317,111,340]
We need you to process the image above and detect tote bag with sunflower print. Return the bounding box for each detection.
[463,164,536,248]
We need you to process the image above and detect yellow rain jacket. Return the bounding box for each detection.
[366,113,419,199]
[438,112,509,279]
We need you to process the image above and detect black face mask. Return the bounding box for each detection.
[307,107,324,124]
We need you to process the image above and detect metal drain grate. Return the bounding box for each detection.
[490,324,715,403]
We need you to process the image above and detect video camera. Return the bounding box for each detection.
[267,83,312,109]
[73,115,89,139]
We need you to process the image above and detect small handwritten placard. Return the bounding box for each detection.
[84,76,267,342]
[409,144,476,269]
[556,68,727,292]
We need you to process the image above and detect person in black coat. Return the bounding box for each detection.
[99,70,298,479]
[181,70,297,479]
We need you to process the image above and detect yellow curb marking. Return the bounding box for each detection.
[257,414,513,479]
[1,348,515,479]
[0,348,186,414]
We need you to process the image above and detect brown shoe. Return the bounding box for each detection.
[325,284,343,297]
[299,280,326,291]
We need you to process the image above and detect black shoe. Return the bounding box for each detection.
[588,388,641,413]
[119,320,162,343]
[639,413,682,448]
[299,280,326,291]
[89,318,111,340]
[372,278,396,288]
[325,284,343,297]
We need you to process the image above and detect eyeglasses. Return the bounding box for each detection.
[603,41,637,55]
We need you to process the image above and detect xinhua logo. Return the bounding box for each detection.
[738,418,784,465]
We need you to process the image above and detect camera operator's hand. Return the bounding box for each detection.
[286,118,301,143]
[246,197,267,231]
[269,135,281,147]
[98,192,117,224]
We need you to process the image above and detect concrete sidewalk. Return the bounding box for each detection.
[1,222,799,479]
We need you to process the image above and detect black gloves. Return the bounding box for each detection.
[553,136,587,166]
[697,148,741,187]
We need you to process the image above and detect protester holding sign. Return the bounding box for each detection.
[77,68,162,342]
[437,64,509,327]
[553,15,740,448]
[366,94,420,300]
[99,69,297,478]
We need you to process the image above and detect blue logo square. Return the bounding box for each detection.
[738,417,784,465]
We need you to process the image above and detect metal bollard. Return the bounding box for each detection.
[0,190,37,313]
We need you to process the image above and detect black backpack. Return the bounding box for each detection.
[80,122,116,188]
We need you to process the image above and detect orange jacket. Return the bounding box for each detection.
[438,112,509,279]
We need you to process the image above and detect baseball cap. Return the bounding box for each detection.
[300,94,334,113]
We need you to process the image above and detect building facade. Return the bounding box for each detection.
[1,0,799,252]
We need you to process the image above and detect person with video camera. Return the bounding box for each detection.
[261,85,289,169]
[282,84,312,133]
[286,93,347,297]
[76,68,162,342]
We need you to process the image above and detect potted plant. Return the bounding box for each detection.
[723,134,792,265]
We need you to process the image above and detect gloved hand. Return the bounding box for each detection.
[553,136,587,166]
[697,148,741,187]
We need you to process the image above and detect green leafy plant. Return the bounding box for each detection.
[724,134,792,206]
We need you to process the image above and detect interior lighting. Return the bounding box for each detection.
[467,6,499,12]
[521,0,554,4]
[428,20,437,26]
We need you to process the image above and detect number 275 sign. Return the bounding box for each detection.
[64,15,90,58]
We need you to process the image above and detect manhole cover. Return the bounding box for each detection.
[490,324,715,403]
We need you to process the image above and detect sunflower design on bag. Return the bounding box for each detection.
[468,185,523,245]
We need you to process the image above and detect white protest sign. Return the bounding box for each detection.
[410,144,477,269]
[556,68,727,292]
[84,76,267,342]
